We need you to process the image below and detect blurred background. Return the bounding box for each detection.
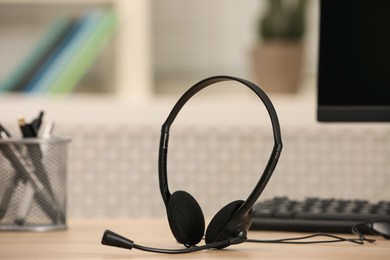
[0,0,389,218]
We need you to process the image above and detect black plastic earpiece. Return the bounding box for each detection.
[167,191,205,245]
[205,200,245,245]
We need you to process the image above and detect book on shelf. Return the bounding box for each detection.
[0,18,74,92]
[23,17,81,93]
[0,9,118,94]
[48,10,117,94]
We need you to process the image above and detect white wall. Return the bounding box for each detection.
[152,0,263,80]
[152,0,319,84]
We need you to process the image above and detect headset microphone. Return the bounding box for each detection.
[101,229,246,254]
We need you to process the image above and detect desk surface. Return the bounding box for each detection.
[0,219,389,259]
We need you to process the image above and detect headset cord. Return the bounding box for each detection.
[247,233,376,245]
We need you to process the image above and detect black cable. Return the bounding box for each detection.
[102,229,377,255]
[247,233,376,245]
[101,229,234,254]
[132,240,229,254]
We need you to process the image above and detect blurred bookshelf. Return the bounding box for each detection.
[0,0,324,129]
[0,0,152,99]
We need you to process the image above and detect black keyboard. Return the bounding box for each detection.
[250,197,390,233]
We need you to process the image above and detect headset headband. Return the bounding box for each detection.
[158,75,283,216]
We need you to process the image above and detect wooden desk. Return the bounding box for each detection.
[0,219,389,259]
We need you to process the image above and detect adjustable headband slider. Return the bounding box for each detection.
[162,132,169,150]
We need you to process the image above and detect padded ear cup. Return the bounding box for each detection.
[167,190,205,245]
[205,200,245,244]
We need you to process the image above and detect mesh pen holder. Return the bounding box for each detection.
[0,137,71,231]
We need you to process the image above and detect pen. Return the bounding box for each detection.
[14,182,35,225]
[0,129,44,220]
[42,122,55,138]
[18,117,35,137]
[0,174,19,219]
[16,112,64,224]
[0,124,18,219]
[15,120,62,225]
[0,123,11,137]
[0,131,43,191]
[14,116,36,224]
[31,111,44,136]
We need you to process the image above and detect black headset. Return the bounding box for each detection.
[159,75,282,246]
[102,75,283,253]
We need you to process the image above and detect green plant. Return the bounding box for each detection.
[259,0,307,41]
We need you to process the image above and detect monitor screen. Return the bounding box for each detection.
[317,0,390,122]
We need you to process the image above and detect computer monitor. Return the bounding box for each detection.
[317,0,390,122]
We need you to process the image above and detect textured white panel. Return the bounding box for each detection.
[59,124,390,218]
